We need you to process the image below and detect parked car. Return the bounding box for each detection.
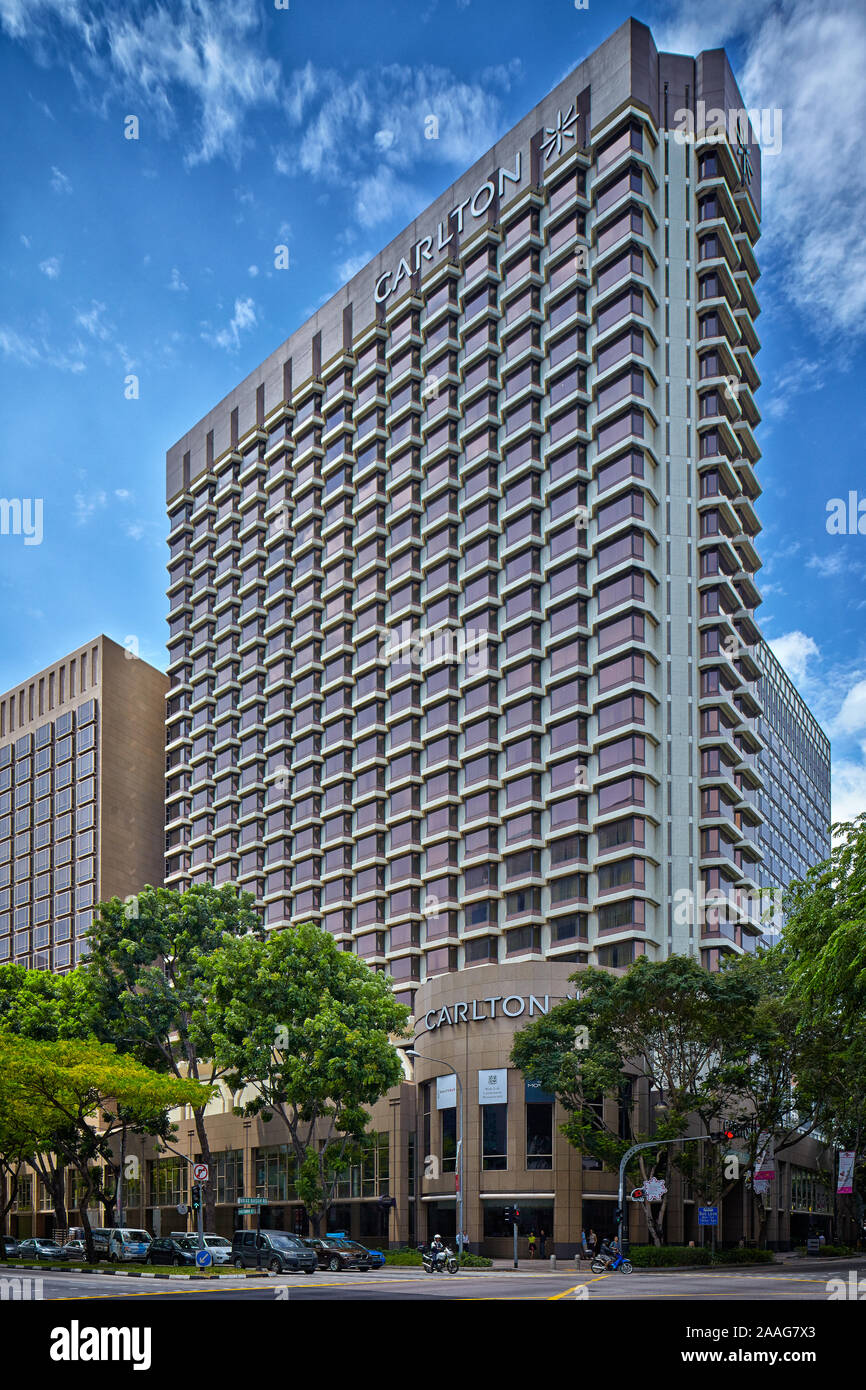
[328,1235,384,1269]
[107,1228,151,1263]
[146,1236,198,1267]
[0,1237,21,1259]
[301,1235,372,1272]
[169,1233,232,1266]
[60,1239,87,1260]
[67,1227,109,1257]
[231,1229,317,1274]
[16,1238,68,1262]
[353,1241,386,1269]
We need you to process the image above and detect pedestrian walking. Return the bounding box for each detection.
[528,1230,537,1259]
[539,1227,547,1259]
[587,1228,598,1256]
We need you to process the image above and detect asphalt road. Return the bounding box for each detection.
[18,1258,863,1301]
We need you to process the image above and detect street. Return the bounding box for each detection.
[22,1257,864,1301]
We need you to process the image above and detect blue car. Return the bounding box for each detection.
[356,1242,386,1268]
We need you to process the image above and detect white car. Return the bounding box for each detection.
[169,1232,232,1265]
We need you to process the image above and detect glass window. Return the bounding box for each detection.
[482,1104,508,1171]
[526,1104,553,1169]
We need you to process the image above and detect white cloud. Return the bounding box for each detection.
[209,296,257,351]
[38,256,61,278]
[277,59,523,227]
[20,233,30,247]
[805,550,864,580]
[73,490,107,525]
[655,0,866,343]
[769,629,819,683]
[336,252,374,283]
[0,325,85,373]
[830,755,866,824]
[168,267,188,293]
[1,0,280,167]
[75,300,112,340]
[247,264,259,277]
[832,679,866,736]
[50,165,71,194]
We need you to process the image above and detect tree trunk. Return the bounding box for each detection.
[77,1176,96,1263]
[32,1155,68,1236]
[192,1106,216,1234]
[0,1166,19,1260]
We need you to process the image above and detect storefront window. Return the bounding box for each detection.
[442,1108,457,1172]
[483,1202,553,1237]
[526,1104,553,1169]
[482,1104,508,1170]
[148,1157,186,1207]
[254,1145,298,1202]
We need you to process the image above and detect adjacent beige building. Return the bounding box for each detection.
[0,635,167,971]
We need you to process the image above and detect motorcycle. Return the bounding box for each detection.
[591,1248,633,1274]
[420,1243,459,1275]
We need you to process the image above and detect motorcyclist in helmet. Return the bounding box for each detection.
[429,1233,445,1271]
[598,1235,619,1268]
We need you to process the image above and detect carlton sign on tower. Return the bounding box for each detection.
[373,154,524,304]
[421,992,553,1033]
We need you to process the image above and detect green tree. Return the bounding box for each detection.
[196,921,410,1235]
[780,817,866,1240]
[83,882,264,1232]
[511,955,755,1244]
[0,963,105,1232]
[0,1067,58,1260]
[0,1035,210,1262]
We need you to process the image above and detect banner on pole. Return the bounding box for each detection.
[837,1150,856,1195]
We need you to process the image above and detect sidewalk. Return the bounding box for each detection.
[490,1257,591,1271]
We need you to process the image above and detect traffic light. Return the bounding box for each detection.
[709,1129,735,1143]
[614,1207,624,1225]
[513,1206,520,1222]
[503,1205,512,1224]
[191,1184,202,1211]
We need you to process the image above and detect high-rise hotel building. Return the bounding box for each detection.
[0,636,167,973]
[164,18,827,1018]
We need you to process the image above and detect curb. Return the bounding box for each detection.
[0,1262,263,1281]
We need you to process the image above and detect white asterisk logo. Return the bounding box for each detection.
[541,104,578,161]
[643,1177,667,1202]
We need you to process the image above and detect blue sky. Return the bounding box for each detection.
[1,0,864,821]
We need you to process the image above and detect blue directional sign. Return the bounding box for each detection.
[698,1206,719,1226]
[195,1249,213,1268]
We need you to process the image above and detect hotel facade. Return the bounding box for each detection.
[7,21,836,1255]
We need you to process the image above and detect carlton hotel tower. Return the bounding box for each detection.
[163,18,830,1016]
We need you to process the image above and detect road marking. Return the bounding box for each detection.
[549,1274,610,1300]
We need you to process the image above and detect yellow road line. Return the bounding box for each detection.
[549,1274,611,1299]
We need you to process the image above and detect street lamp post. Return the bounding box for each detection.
[406,1049,464,1257]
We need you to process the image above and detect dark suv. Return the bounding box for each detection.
[301,1236,372,1272]
[231,1230,317,1274]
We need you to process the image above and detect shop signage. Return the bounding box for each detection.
[478,1068,508,1105]
[436,1074,457,1110]
[422,994,551,1033]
